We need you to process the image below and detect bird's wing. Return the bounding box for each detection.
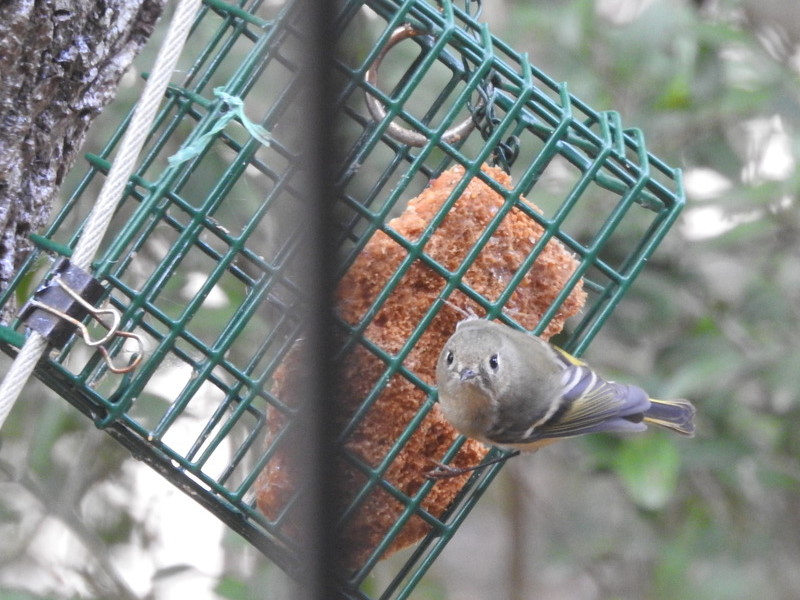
[491,365,650,446]
[545,365,650,435]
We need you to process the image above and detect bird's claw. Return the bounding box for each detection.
[425,460,475,480]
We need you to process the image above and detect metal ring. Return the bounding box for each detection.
[364,24,478,147]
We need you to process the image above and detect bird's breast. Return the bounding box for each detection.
[438,383,496,443]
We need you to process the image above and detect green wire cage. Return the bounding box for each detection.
[0,0,685,598]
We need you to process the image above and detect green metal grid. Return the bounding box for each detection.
[0,0,685,598]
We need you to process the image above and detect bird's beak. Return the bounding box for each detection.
[459,368,477,382]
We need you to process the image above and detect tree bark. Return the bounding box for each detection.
[0,0,165,322]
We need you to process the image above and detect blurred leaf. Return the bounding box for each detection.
[614,435,681,510]
[758,462,800,492]
[28,402,83,477]
[216,577,250,599]
[655,75,692,110]
[652,504,708,599]
[153,564,195,580]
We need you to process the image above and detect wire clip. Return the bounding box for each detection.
[18,258,143,374]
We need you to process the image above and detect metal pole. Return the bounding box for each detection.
[293,1,342,598]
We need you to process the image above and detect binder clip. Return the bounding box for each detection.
[18,258,143,374]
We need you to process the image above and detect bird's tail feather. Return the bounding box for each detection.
[644,398,696,437]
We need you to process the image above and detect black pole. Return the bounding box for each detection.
[294,1,342,598]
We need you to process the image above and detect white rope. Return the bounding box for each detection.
[0,0,203,429]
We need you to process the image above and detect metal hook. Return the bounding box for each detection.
[364,24,480,147]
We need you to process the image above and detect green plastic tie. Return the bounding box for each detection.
[168,87,271,166]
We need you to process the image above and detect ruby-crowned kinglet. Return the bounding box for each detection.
[434,319,695,472]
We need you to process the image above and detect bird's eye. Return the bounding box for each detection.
[489,354,499,370]
[445,350,454,365]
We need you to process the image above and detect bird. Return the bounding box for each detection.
[430,318,695,478]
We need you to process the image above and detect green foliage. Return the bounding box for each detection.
[614,435,682,511]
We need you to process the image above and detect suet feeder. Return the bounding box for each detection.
[0,1,684,598]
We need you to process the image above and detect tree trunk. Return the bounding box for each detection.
[0,0,165,322]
